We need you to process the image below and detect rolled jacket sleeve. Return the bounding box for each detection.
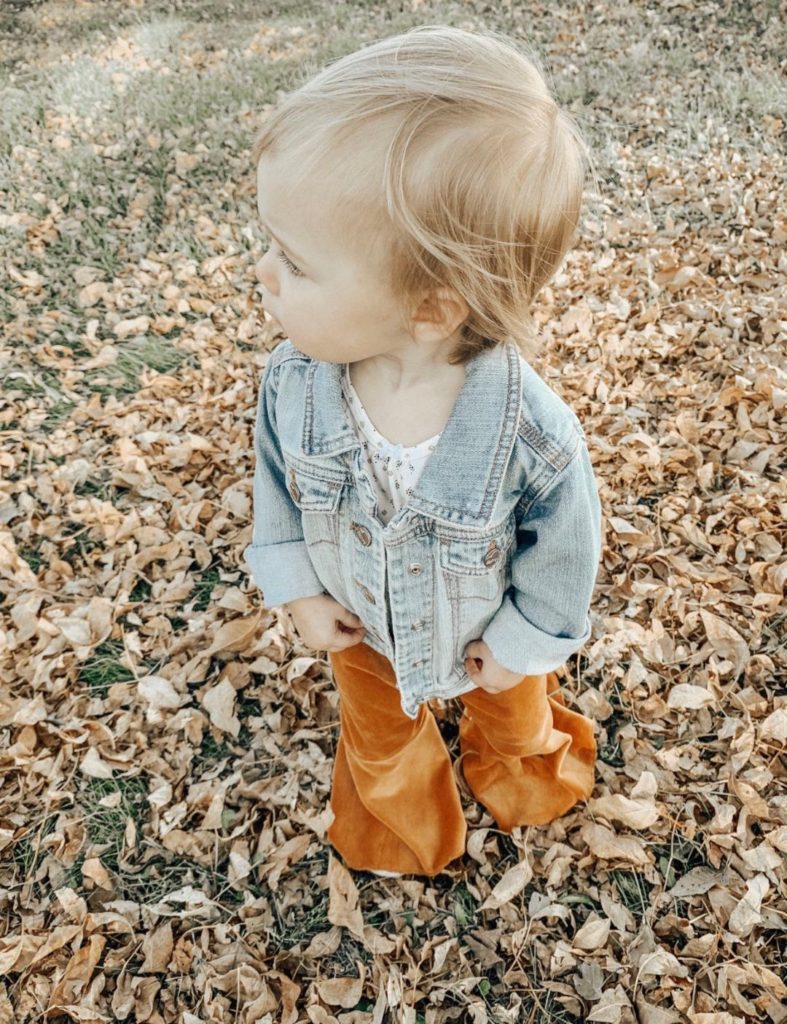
[243,355,326,608]
[481,432,602,676]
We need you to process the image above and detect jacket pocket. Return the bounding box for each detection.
[282,451,347,513]
[436,518,515,679]
[438,517,515,581]
[282,451,350,605]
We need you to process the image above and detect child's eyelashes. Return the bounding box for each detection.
[261,233,303,277]
[276,249,303,277]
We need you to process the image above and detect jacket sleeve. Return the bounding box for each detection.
[243,354,327,608]
[480,429,602,676]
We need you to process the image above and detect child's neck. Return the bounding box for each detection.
[348,356,466,447]
[350,337,462,392]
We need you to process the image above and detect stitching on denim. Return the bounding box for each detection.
[515,434,584,524]
[517,416,578,472]
[447,571,461,663]
[302,358,317,455]
[284,450,350,485]
[478,342,521,520]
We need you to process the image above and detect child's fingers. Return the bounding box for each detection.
[333,629,365,650]
[336,621,366,636]
[336,623,364,636]
[336,609,364,629]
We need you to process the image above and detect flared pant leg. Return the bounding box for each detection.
[457,669,597,831]
[326,642,467,876]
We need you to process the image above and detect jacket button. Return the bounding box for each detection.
[289,479,301,503]
[483,542,501,567]
[351,522,372,546]
[408,563,422,575]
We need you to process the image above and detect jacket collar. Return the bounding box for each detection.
[299,339,521,527]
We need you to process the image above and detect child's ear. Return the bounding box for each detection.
[412,287,470,341]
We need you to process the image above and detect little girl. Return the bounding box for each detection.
[244,25,603,878]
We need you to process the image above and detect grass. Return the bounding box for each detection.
[79,638,138,694]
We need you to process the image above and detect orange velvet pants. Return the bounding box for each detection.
[326,641,597,877]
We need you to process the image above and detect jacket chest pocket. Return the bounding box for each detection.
[437,518,515,658]
[283,454,344,513]
[438,518,515,587]
[283,452,348,597]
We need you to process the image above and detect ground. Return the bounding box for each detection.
[0,1,785,1022]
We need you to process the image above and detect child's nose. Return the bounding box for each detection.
[255,253,278,293]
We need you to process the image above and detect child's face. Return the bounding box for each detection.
[254,154,411,365]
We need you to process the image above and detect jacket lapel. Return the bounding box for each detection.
[300,340,521,528]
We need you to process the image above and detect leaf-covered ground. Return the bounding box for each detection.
[0,1,785,1021]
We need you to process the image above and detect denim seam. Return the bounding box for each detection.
[478,343,521,520]
[516,414,580,473]
[516,439,585,524]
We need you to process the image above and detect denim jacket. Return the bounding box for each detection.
[244,337,602,720]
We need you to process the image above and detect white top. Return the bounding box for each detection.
[341,363,441,526]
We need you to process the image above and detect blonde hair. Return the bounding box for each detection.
[251,25,594,365]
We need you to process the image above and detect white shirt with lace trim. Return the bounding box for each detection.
[341,363,440,526]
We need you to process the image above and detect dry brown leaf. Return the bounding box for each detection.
[573,915,611,950]
[479,856,532,910]
[200,677,240,736]
[727,874,770,938]
[112,315,151,338]
[139,921,174,974]
[581,823,652,866]
[326,857,365,941]
[699,609,751,677]
[587,771,660,828]
[205,612,262,654]
[315,961,365,1007]
[666,684,716,709]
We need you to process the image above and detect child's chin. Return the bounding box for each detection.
[289,338,323,359]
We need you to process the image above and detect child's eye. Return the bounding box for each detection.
[276,249,302,277]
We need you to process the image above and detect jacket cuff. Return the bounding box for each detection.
[243,541,326,608]
[481,594,592,677]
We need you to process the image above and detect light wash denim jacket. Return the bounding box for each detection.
[244,337,602,720]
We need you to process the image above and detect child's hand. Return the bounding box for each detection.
[463,639,523,694]
[285,593,367,653]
